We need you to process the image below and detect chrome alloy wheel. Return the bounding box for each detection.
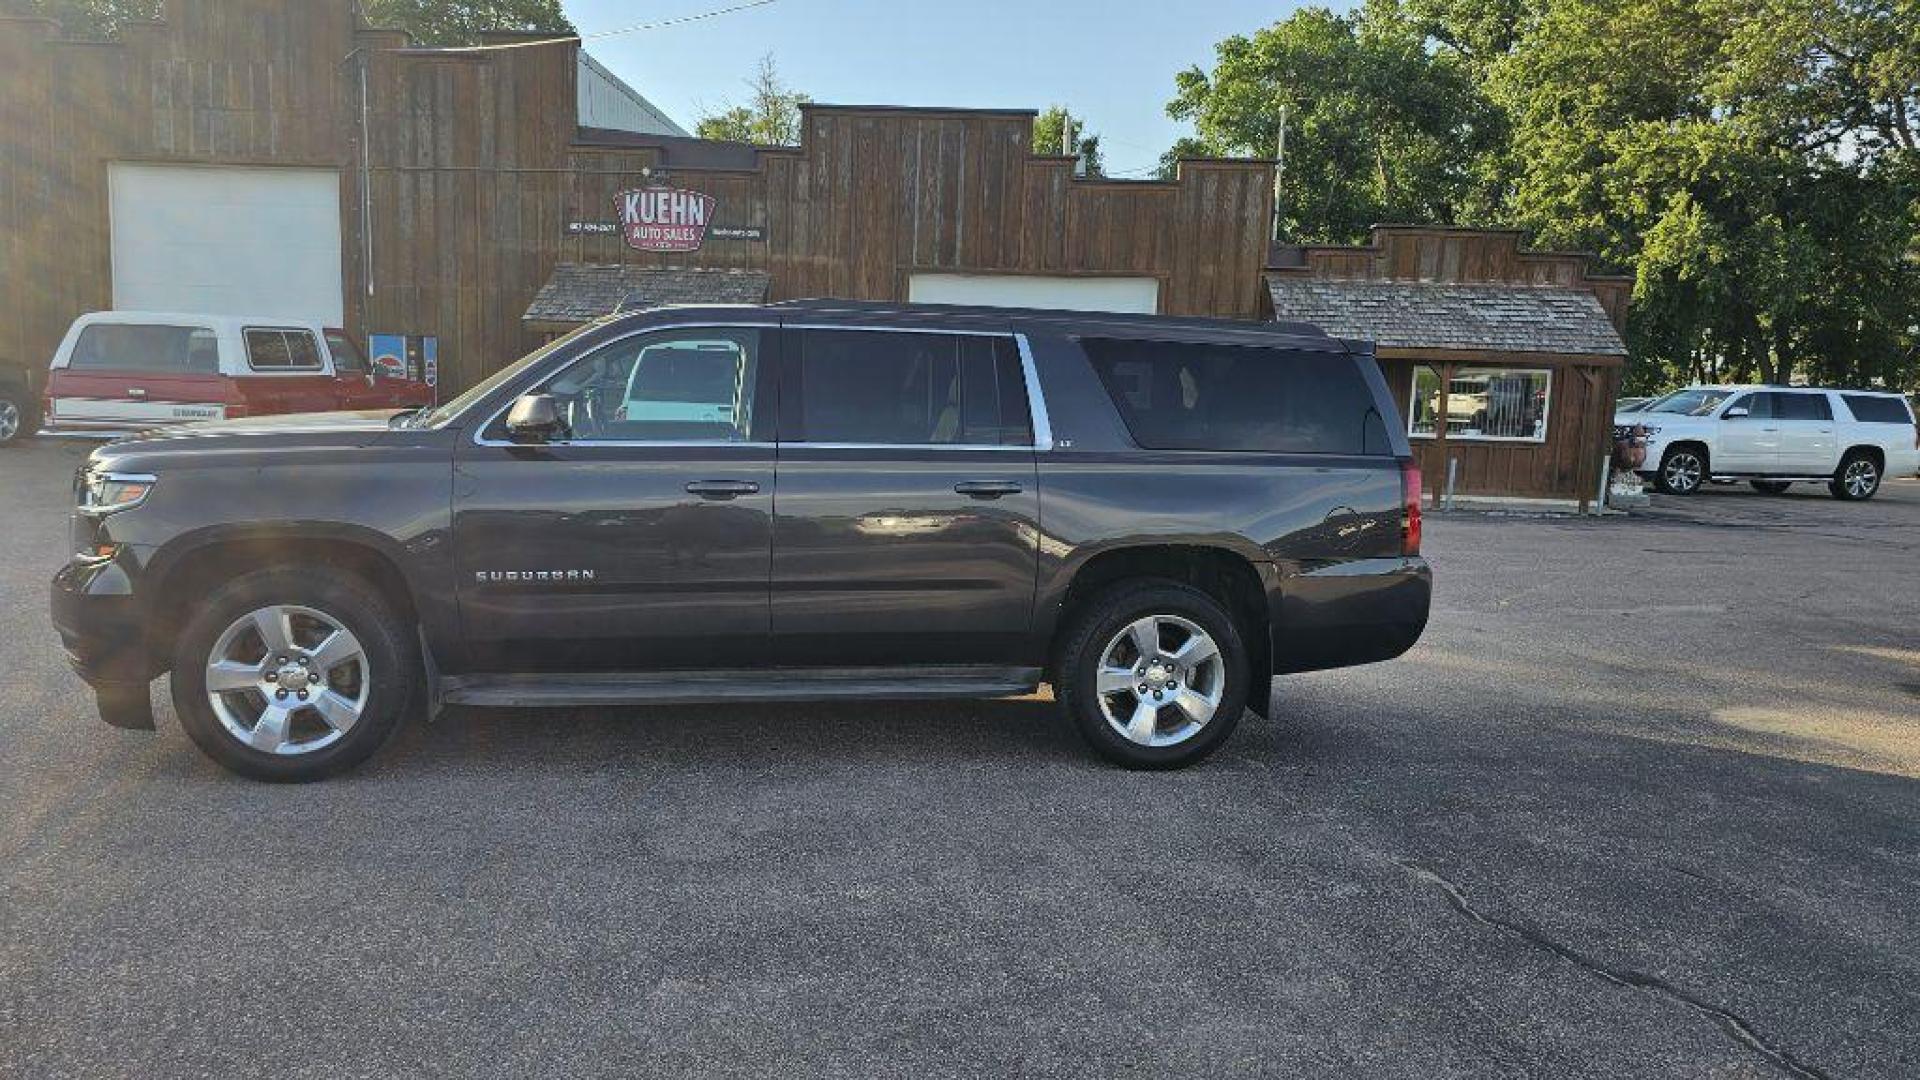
[1843,458,1879,498]
[204,605,369,756]
[1663,451,1704,494]
[0,399,19,442]
[1095,615,1226,748]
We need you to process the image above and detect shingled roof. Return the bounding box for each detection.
[1265,276,1626,356]
[525,265,772,327]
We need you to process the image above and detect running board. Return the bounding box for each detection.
[440,667,1045,709]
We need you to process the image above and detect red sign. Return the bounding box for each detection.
[614,186,715,253]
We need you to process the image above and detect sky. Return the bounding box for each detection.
[566,0,1325,177]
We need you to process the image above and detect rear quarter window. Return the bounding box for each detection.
[1081,337,1389,454]
[1841,394,1914,424]
[69,323,219,374]
[245,329,324,372]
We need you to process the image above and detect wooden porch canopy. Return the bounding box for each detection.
[1263,277,1627,362]
[523,265,772,334]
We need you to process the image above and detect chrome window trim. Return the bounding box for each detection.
[467,319,1055,452]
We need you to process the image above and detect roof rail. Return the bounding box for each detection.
[768,297,1330,338]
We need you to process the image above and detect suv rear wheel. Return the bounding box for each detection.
[1054,581,1249,769]
[170,568,415,781]
[1830,451,1881,501]
[1656,446,1707,495]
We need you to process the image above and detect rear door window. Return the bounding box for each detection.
[1775,392,1833,421]
[68,323,219,374]
[1082,337,1387,454]
[1841,394,1914,424]
[786,330,1032,446]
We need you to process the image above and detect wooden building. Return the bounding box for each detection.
[1267,228,1632,507]
[0,0,1274,397]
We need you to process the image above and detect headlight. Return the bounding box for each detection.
[80,472,156,515]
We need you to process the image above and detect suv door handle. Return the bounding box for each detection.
[954,481,1024,499]
[685,480,760,500]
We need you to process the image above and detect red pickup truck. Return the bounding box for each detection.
[42,312,432,436]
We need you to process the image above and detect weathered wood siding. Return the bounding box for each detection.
[2,1,1276,395]
[555,110,1275,324]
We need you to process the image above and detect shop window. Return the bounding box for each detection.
[1408,365,1551,442]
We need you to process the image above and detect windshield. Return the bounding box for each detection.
[411,320,610,428]
[1645,388,1733,416]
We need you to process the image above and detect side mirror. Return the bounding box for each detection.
[1725,406,1750,419]
[505,393,566,444]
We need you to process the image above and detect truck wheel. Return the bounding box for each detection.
[1054,581,1249,770]
[1655,446,1707,495]
[1829,451,1881,500]
[1749,480,1792,495]
[170,568,415,781]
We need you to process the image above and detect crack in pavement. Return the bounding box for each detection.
[1398,862,1833,1080]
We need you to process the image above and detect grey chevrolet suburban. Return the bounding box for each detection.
[52,300,1432,781]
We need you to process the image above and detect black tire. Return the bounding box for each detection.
[170,568,415,781]
[1655,445,1707,495]
[1749,480,1792,495]
[1829,450,1882,501]
[1053,580,1250,770]
[0,388,32,447]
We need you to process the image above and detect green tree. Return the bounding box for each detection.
[359,0,572,46]
[1032,106,1104,177]
[0,0,157,37]
[1164,3,1504,242]
[694,54,808,146]
[1490,0,1919,390]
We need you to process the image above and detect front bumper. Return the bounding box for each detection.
[50,553,158,730]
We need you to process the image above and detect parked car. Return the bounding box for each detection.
[51,300,1433,781]
[42,312,432,437]
[0,363,40,446]
[1616,385,1919,498]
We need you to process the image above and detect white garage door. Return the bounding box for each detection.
[110,164,344,325]
[909,273,1160,314]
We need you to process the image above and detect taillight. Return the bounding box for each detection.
[1401,459,1422,556]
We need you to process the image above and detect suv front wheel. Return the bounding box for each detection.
[1054,581,1250,770]
[1656,446,1707,495]
[170,568,415,781]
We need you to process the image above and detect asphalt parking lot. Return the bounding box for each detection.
[3,438,1917,1079]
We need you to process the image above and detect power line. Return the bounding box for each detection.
[404,0,784,52]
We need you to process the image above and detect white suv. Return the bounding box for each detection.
[1618,386,1918,500]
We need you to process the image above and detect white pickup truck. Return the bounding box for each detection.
[1619,385,1918,499]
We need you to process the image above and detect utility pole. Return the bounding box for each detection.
[1271,104,1289,242]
